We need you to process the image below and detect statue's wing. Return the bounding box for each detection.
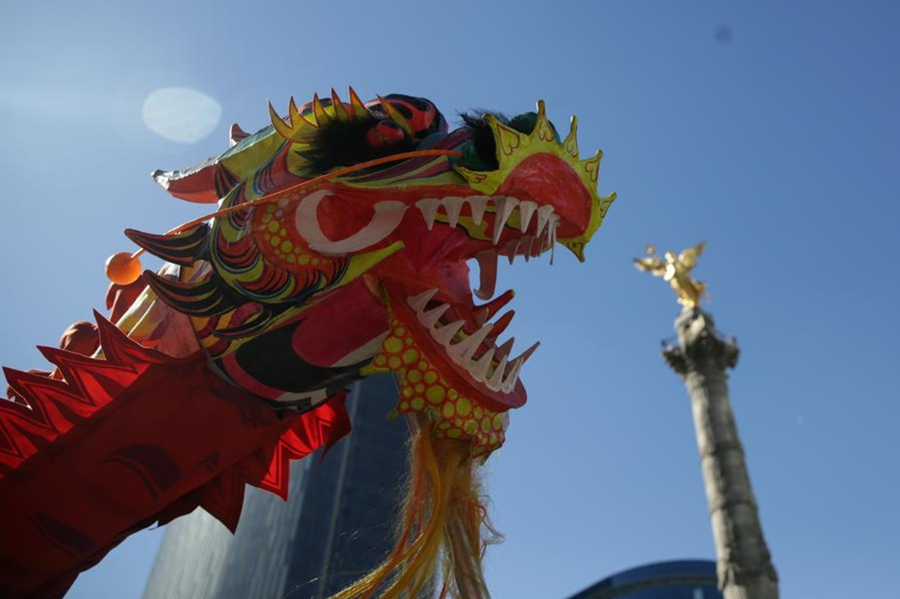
[678,241,706,269]
[634,256,666,275]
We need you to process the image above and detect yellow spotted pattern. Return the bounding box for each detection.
[257,203,320,266]
[369,316,508,455]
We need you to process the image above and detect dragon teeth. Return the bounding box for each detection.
[467,195,489,225]
[448,323,494,364]
[486,355,507,391]
[502,356,525,391]
[432,319,464,345]
[418,303,449,329]
[521,234,535,262]
[416,198,440,230]
[407,288,438,312]
[504,238,520,265]
[535,205,554,239]
[494,337,515,362]
[492,196,519,245]
[518,200,537,232]
[442,196,464,229]
[513,341,540,365]
[549,215,559,265]
[488,310,515,339]
[469,348,494,381]
[475,290,514,322]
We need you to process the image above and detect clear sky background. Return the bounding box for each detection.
[1,1,898,598]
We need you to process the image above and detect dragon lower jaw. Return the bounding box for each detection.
[404,287,539,395]
[374,281,533,416]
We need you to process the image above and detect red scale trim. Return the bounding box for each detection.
[0,311,351,598]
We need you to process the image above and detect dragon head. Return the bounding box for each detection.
[129,89,615,456]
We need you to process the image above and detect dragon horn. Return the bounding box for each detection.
[348,86,369,118]
[124,225,209,266]
[312,93,330,125]
[268,100,294,141]
[289,96,317,129]
[269,97,316,142]
[331,88,349,121]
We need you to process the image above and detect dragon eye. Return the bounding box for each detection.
[457,110,560,172]
[458,112,502,171]
[303,115,416,173]
[365,121,407,148]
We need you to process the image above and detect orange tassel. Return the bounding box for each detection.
[327,419,500,599]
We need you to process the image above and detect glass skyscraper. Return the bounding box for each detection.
[142,374,409,599]
[566,560,723,599]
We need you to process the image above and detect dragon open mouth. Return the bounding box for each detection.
[374,189,569,415]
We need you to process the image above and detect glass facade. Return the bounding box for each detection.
[566,560,723,599]
[142,374,409,599]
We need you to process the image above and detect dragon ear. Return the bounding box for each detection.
[124,225,209,266]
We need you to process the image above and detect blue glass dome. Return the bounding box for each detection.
[566,560,723,599]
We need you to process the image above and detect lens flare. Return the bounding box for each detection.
[142,87,221,143]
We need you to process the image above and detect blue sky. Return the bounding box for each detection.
[1,1,898,598]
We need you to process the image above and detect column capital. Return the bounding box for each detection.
[663,308,739,376]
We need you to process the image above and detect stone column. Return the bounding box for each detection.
[662,308,779,599]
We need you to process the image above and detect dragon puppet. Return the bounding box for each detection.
[0,89,615,599]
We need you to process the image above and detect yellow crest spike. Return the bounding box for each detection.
[564,115,579,158]
[288,97,301,126]
[533,99,555,144]
[348,86,369,118]
[598,192,617,218]
[581,149,602,184]
[312,93,329,125]
[269,100,296,141]
[486,117,523,158]
[289,96,317,130]
[377,95,414,137]
[562,241,587,263]
[331,88,349,121]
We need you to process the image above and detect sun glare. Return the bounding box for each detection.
[142,87,221,143]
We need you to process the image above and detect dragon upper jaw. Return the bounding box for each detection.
[304,146,596,416]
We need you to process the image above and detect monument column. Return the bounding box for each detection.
[635,242,779,599]
[663,308,779,599]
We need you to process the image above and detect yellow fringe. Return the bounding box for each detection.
[326,421,499,599]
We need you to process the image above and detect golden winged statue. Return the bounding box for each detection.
[635,241,709,308]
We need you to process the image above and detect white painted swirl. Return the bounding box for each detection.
[295,190,407,255]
